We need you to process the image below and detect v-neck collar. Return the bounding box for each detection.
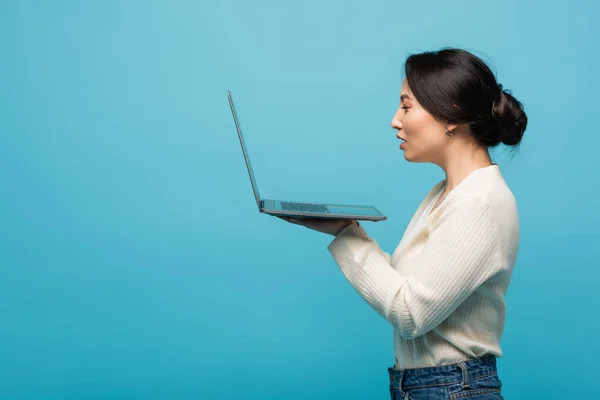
[428,186,446,217]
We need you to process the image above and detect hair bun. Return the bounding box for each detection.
[492,84,528,146]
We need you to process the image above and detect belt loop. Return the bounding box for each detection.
[388,367,405,390]
[399,368,406,393]
[399,369,408,399]
[457,361,470,389]
[398,368,405,390]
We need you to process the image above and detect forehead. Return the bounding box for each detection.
[400,79,413,98]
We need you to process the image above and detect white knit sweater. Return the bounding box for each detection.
[328,164,519,369]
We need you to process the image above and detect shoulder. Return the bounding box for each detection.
[452,181,520,266]
[447,166,519,224]
[443,186,518,227]
[464,176,519,227]
[435,187,519,255]
[430,195,496,227]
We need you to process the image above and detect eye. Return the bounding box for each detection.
[401,106,409,111]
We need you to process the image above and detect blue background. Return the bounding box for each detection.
[1,0,599,398]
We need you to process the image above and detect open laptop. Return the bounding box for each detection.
[226,90,387,222]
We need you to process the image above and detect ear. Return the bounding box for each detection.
[446,121,459,132]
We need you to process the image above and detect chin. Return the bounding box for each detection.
[403,150,425,163]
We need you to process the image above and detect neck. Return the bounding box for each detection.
[439,144,493,192]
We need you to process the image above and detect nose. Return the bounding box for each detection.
[391,112,402,131]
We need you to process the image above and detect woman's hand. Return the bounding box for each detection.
[277,216,357,236]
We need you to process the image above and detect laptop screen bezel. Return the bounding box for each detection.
[227,91,262,210]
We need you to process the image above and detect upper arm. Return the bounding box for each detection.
[388,196,502,338]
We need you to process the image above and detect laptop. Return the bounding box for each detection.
[226,90,387,222]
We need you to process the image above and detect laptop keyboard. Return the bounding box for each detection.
[281,201,330,214]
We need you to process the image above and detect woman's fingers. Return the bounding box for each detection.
[275,216,351,236]
[277,216,298,224]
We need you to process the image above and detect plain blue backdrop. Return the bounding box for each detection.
[1,0,599,398]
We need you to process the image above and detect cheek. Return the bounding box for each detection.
[404,115,444,151]
[404,112,427,138]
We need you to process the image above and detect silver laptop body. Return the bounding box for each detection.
[227,90,387,222]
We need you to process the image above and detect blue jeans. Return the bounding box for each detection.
[387,354,504,400]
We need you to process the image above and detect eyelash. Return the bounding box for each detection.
[401,106,409,111]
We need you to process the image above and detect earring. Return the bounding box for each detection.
[446,128,454,138]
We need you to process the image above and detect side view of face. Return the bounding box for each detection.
[391,80,452,164]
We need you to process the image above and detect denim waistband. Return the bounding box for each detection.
[387,354,498,390]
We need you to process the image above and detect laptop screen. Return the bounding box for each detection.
[227,91,261,210]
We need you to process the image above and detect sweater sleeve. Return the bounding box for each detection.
[327,196,501,339]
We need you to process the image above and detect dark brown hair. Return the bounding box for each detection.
[403,48,528,150]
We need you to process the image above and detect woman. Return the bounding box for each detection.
[279,47,527,400]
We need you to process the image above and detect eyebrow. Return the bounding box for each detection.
[400,94,412,102]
